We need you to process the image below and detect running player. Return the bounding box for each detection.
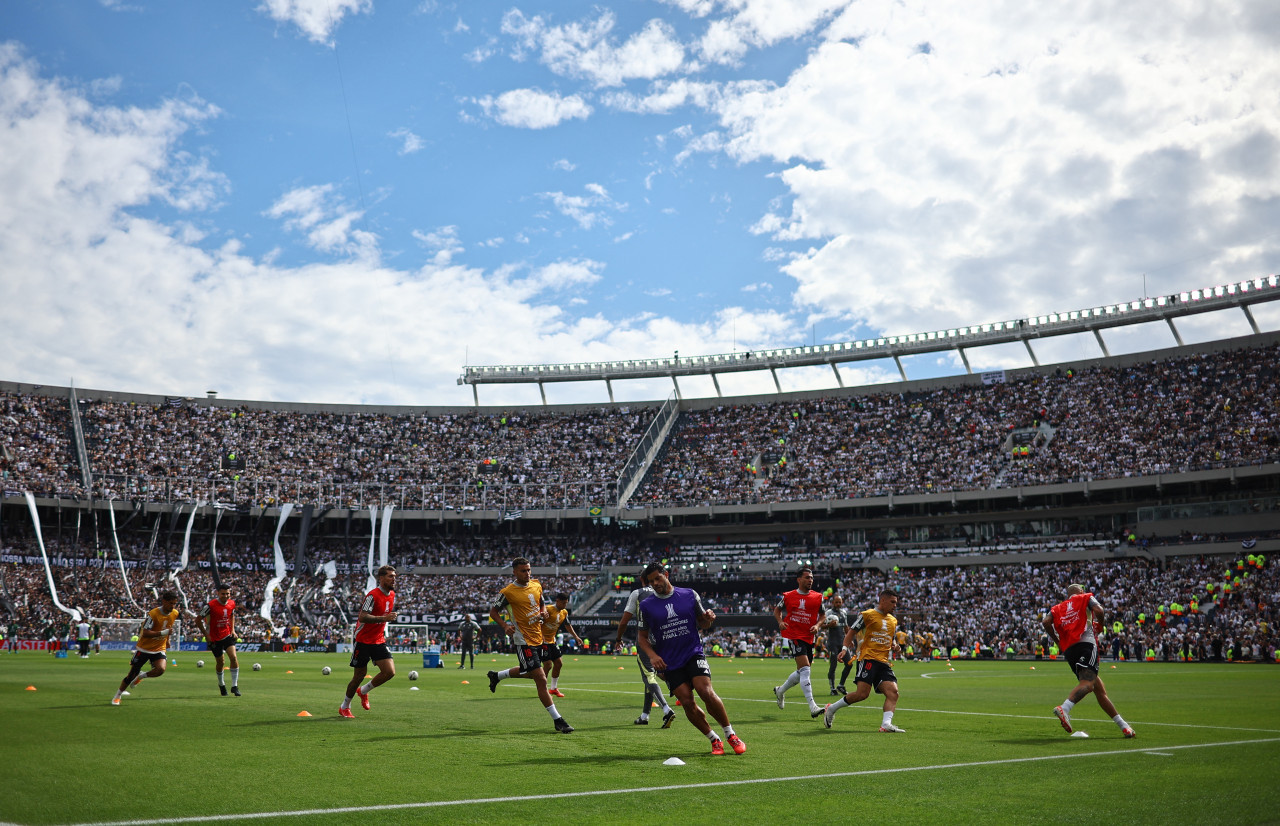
[340,565,398,718]
[823,595,853,695]
[193,585,242,696]
[112,591,180,705]
[773,567,826,718]
[1044,584,1136,738]
[542,592,583,697]
[823,589,906,732]
[487,557,573,733]
[637,563,745,755]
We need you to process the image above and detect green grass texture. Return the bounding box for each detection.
[3,650,1279,825]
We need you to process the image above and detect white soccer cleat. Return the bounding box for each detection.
[822,704,835,729]
[809,705,823,718]
[1054,705,1073,734]
[879,723,906,733]
[773,685,785,709]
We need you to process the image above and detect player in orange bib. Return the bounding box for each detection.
[1044,584,1135,738]
[772,567,826,718]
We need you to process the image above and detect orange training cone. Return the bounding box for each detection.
[461,680,470,684]
[297,710,312,717]
[26,685,37,691]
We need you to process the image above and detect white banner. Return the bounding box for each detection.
[260,503,295,622]
[23,491,81,621]
[107,499,143,612]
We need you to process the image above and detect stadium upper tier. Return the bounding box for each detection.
[2,335,1279,512]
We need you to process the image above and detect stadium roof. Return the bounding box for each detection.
[459,275,1280,404]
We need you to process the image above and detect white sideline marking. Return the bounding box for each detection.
[1145,752,1174,756]
[49,737,1280,826]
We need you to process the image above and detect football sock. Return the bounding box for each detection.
[799,666,815,706]
[545,703,561,720]
[218,671,225,687]
[500,668,517,680]
[829,698,851,712]
[229,668,239,687]
[113,691,123,700]
[781,670,800,693]
[1112,715,1130,729]
[358,682,373,696]
[723,724,736,738]
[1061,699,1076,714]
[882,711,894,727]
[638,713,649,722]
[340,697,351,709]
[706,730,721,744]
[549,676,558,689]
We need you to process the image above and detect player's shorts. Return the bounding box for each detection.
[541,642,563,662]
[855,658,897,690]
[786,639,815,660]
[349,642,393,669]
[129,650,167,670]
[209,635,237,656]
[516,644,544,673]
[661,656,713,694]
[1063,642,1099,681]
[636,653,662,686]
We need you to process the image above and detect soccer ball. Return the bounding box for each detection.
[196,660,205,668]
[322,666,331,675]
[408,670,419,681]
[252,663,262,671]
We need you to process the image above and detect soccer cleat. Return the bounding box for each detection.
[810,705,825,719]
[549,688,565,698]
[359,690,371,711]
[773,685,785,709]
[487,670,500,693]
[727,734,746,754]
[1054,706,1073,734]
[554,717,574,734]
[836,684,847,695]
[111,697,120,706]
[822,704,835,729]
[661,709,676,729]
[231,686,241,697]
[1122,726,1136,738]
[711,738,725,755]
[879,723,906,733]
[829,686,840,696]
[131,676,143,688]
[338,707,355,718]
[634,716,649,725]
[220,685,228,696]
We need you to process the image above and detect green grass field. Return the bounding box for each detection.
[3,650,1279,825]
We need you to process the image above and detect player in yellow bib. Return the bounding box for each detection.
[486,557,574,734]
[112,591,180,705]
[541,592,583,697]
[822,589,906,732]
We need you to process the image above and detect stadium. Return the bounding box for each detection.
[4,279,1280,825]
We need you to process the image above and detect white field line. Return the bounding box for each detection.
[50,736,1280,826]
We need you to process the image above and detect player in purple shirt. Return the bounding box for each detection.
[637,563,746,756]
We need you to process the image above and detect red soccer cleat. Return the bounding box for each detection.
[711,738,725,756]
[1054,706,1073,734]
[727,734,746,754]
[1122,726,1136,738]
[359,691,371,711]
[339,707,355,718]
[549,688,565,698]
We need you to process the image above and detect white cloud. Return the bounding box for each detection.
[552,158,576,171]
[412,225,464,266]
[265,184,375,259]
[389,127,424,155]
[540,183,626,230]
[257,0,372,45]
[476,88,592,129]
[501,9,687,88]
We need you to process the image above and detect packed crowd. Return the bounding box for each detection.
[2,344,1277,511]
[642,345,1280,506]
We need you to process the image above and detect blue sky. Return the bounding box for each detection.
[2,1,1278,406]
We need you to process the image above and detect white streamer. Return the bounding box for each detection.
[106,499,143,612]
[260,503,294,622]
[23,491,81,622]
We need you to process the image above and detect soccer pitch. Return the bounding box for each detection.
[3,651,1279,825]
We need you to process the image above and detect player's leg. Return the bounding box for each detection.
[691,675,744,752]
[115,653,148,701]
[215,649,228,693]
[671,682,710,734]
[794,649,819,714]
[877,680,904,731]
[1091,676,1135,736]
[342,646,369,715]
[225,645,241,694]
[827,648,839,692]
[366,655,397,689]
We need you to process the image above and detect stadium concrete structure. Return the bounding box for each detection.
[3,278,1280,586]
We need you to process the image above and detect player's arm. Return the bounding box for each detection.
[1041,612,1058,644]
[141,617,170,640]
[693,591,715,630]
[489,597,513,636]
[562,613,583,645]
[773,601,787,633]
[358,603,398,624]
[637,629,665,673]
[840,615,865,661]
[613,610,634,650]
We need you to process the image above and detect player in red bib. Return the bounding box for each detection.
[194,585,242,696]
[1043,584,1135,738]
[340,565,399,718]
[772,567,827,718]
